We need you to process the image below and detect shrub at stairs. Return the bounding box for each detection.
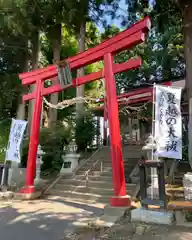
[22,123,72,175]
[75,113,97,152]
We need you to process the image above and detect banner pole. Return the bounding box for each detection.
[151,83,156,161]
[151,83,156,199]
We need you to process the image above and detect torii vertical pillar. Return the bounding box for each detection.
[21,79,43,193]
[20,79,43,194]
[104,53,129,206]
[103,97,108,146]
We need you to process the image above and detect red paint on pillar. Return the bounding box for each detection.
[20,79,43,194]
[103,97,108,145]
[104,53,130,206]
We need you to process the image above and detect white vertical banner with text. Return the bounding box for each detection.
[154,85,182,159]
[5,119,28,163]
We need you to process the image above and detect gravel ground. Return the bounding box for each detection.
[69,212,192,240]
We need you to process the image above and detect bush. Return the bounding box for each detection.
[0,119,11,163]
[22,123,72,175]
[75,113,96,152]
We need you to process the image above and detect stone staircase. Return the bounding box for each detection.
[123,144,143,183]
[47,145,142,205]
[166,162,191,201]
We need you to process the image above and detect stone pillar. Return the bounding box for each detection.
[142,135,159,199]
[34,145,45,185]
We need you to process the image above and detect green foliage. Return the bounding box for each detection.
[22,123,72,174]
[185,212,192,222]
[0,120,11,163]
[75,113,97,152]
[108,0,184,94]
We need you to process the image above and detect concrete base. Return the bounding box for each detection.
[175,211,192,227]
[15,191,41,200]
[89,205,130,228]
[19,185,35,194]
[110,195,131,207]
[131,208,174,225]
[104,205,129,216]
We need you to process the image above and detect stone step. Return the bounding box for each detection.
[59,178,114,188]
[124,159,139,162]
[53,195,110,205]
[166,186,185,200]
[49,189,110,204]
[83,154,110,160]
[57,178,137,194]
[123,145,143,149]
[47,195,108,207]
[82,159,138,168]
[75,174,112,181]
[85,161,112,166]
[77,170,112,177]
[53,183,137,198]
[54,184,114,194]
[123,154,142,159]
[50,183,138,202]
[80,165,112,172]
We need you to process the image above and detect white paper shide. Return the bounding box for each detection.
[155,85,182,159]
[5,119,27,162]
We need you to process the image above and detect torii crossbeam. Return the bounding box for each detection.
[19,17,151,206]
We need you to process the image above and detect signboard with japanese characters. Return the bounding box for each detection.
[5,119,27,162]
[154,85,182,159]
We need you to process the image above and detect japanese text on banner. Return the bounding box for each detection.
[154,85,182,159]
[5,119,27,162]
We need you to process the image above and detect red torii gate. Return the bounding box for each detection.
[19,17,151,206]
[96,81,172,109]
[97,81,171,145]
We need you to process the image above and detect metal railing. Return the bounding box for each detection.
[71,158,104,194]
[85,158,103,186]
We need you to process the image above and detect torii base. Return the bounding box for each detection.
[16,185,42,200]
[19,185,35,194]
[110,195,131,207]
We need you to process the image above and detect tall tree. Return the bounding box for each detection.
[124,0,192,166]
[63,0,120,122]
[148,0,192,167]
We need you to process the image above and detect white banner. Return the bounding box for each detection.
[154,85,182,159]
[5,119,27,162]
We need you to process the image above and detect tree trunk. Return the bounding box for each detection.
[16,42,29,120]
[183,1,192,168]
[48,24,61,128]
[27,30,40,134]
[76,21,86,121]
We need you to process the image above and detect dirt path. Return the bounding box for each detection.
[0,196,104,240]
[1,198,191,240]
[70,214,192,240]
[96,215,192,240]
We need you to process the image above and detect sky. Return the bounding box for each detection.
[98,0,154,32]
[98,0,127,32]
